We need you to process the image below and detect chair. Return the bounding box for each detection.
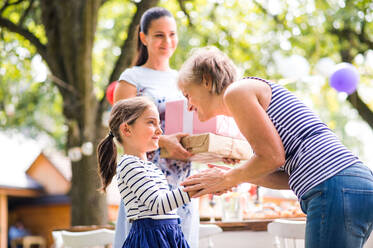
[267,219,306,248]
[11,235,47,248]
[60,228,115,248]
[199,223,223,248]
[52,231,64,248]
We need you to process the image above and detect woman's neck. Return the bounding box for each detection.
[142,57,170,71]
[215,88,233,116]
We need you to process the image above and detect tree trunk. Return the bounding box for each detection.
[347,92,373,130]
[38,0,160,225]
[1,0,168,225]
[40,0,106,225]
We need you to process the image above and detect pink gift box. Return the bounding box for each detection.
[164,99,245,140]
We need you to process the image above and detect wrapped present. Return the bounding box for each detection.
[160,133,253,163]
[164,99,244,139]
[164,99,194,134]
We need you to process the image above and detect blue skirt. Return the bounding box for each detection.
[123,218,190,248]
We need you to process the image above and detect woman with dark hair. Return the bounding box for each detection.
[179,46,373,248]
[113,7,199,248]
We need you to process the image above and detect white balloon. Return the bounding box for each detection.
[81,142,94,156]
[275,54,310,79]
[68,147,82,162]
[315,57,335,77]
[365,50,373,71]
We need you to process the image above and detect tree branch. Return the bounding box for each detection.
[108,0,159,85]
[253,0,282,24]
[331,26,373,52]
[0,16,48,63]
[0,0,10,14]
[100,0,110,7]
[356,8,373,50]
[0,0,25,15]
[177,0,194,27]
[332,27,373,130]
[358,31,373,51]
[47,74,79,96]
[347,91,373,130]
[18,0,35,26]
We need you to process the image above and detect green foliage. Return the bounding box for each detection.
[94,0,137,98]
[249,0,373,161]
[1,0,373,162]
[0,27,64,148]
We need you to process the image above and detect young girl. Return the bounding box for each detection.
[97,96,195,248]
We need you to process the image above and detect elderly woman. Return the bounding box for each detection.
[179,46,373,248]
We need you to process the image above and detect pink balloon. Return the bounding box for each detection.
[329,63,359,94]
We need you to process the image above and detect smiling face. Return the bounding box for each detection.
[140,16,178,60]
[177,47,238,122]
[123,105,162,155]
[178,80,217,122]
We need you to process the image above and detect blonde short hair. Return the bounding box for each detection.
[178,46,237,94]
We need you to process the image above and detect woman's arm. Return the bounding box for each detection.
[113,80,137,103]
[205,164,290,190]
[182,79,286,197]
[223,79,285,185]
[250,170,290,189]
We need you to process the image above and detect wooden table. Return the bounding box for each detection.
[54,224,115,232]
[201,217,306,232]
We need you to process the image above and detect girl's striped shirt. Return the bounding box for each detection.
[247,77,360,199]
[116,155,191,221]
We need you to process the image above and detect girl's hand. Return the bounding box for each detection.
[159,133,193,161]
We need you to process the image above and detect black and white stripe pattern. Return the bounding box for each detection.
[116,155,190,221]
[247,77,360,199]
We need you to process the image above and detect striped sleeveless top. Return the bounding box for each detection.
[246,77,360,199]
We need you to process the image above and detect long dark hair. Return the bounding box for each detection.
[97,97,154,192]
[134,7,173,66]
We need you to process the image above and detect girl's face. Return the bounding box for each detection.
[179,80,216,122]
[126,105,162,154]
[141,16,178,60]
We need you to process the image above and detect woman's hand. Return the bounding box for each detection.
[159,133,193,161]
[186,189,201,198]
[205,164,234,195]
[207,164,231,170]
[222,158,240,165]
[181,166,235,198]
